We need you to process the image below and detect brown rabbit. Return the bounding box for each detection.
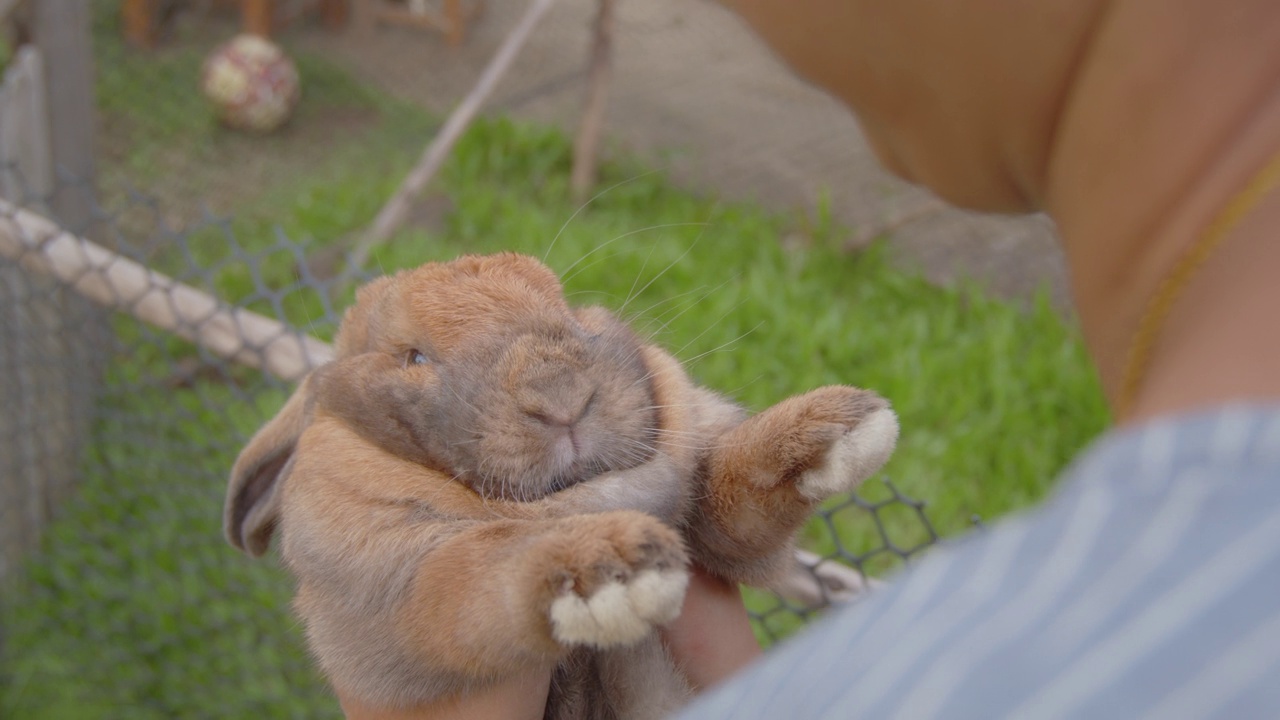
[224,253,898,718]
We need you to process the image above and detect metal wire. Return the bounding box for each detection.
[0,169,942,716]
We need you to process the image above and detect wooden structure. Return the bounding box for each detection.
[122,0,349,48]
[570,0,613,201]
[351,0,484,46]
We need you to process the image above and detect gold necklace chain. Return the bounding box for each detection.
[1118,150,1280,417]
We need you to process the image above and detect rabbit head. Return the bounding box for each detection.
[226,253,667,554]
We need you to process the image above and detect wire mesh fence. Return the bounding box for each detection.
[0,167,942,716]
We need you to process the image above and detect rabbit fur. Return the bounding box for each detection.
[224,253,898,718]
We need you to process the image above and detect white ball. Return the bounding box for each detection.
[200,35,301,133]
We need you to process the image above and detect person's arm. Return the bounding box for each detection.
[717,0,1280,421]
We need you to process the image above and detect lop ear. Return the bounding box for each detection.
[224,374,318,557]
[334,275,395,356]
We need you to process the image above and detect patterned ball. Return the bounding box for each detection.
[200,35,301,133]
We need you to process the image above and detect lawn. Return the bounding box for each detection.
[0,7,1110,718]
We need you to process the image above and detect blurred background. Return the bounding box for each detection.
[0,1,1107,717]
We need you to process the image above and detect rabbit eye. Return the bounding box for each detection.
[406,349,430,367]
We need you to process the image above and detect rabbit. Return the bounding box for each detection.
[224,252,898,718]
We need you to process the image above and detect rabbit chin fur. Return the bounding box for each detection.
[224,253,898,717]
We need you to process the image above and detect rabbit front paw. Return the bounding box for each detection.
[796,403,899,501]
[546,512,689,648]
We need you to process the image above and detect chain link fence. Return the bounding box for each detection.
[0,167,941,717]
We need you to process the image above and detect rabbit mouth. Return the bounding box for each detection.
[538,454,608,496]
[462,456,602,502]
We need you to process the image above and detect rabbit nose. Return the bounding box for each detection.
[524,387,597,429]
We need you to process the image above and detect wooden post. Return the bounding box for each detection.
[0,47,55,590]
[243,0,274,37]
[444,0,464,46]
[121,0,158,49]
[0,1,105,584]
[35,0,96,234]
[0,49,51,209]
[320,0,349,30]
[570,0,614,202]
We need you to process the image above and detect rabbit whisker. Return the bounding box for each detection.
[543,169,661,264]
[628,280,723,335]
[680,322,764,369]
[617,277,730,371]
[641,402,717,410]
[672,298,750,357]
[621,241,660,316]
[564,288,622,303]
[645,277,738,335]
[560,248,630,287]
[619,222,708,317]
[623,299,746,391]
[443,384,484,418]
[615,443,662,463]
[558,222,710,280]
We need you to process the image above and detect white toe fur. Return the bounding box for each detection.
[798,407,899,501]
[627,569,688,625]
[585,582,650,644]
[551,575,680,648]
[549,593,597,646]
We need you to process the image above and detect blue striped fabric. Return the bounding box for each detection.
[678,405,1280,720]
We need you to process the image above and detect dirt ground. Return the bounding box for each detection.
[294,0,1072,309]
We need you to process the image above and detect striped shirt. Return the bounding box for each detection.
[678,404,1280,720]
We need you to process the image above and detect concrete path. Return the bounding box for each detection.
[303,0,1070,307]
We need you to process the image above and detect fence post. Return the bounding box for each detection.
[36,0,97,231]
[0,1,102,588]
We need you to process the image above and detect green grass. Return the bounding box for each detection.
[1,8,1111,717]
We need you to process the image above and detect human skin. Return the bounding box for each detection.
[349,0,1280,716]
[723,0,1280,420]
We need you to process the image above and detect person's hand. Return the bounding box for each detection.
[336,666,551,720]
[660,566,763,691]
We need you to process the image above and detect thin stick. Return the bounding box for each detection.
[348,0,557,271]
[0,200,333,381]
[569,0,614,202]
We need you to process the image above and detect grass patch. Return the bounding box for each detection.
[2,9,1110,716]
